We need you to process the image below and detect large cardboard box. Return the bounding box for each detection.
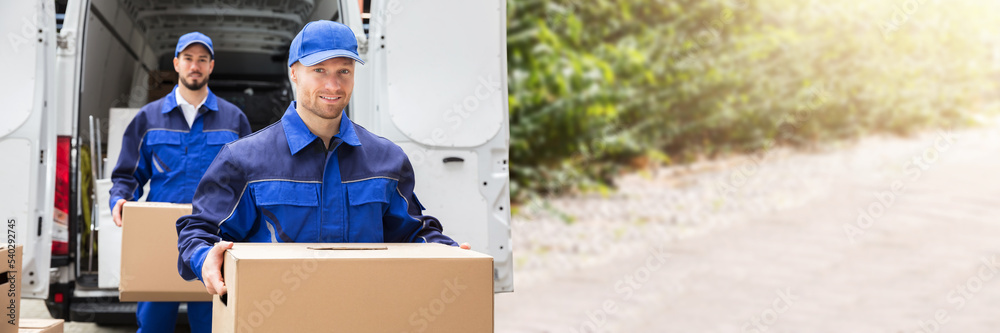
[119,202,211,302]
[213,243,493,332]
[1,245,21,333]
[17,319,63,333]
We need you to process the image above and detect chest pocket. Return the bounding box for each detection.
[146,130,183,145]
[346,178,392,218]
[346,179,391,206]
[254,181,320,207]
[145,130,184,174]
[206,131,239,146]
[346,178,392,242]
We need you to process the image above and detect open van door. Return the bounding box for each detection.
[0,0,58,299]
[356,0,513,292]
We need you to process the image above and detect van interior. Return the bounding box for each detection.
[52,0,354,324]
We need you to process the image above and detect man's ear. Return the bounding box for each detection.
[172,57,180,72]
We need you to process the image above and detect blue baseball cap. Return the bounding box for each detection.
[288,20,364,67]
[175,32,214,59]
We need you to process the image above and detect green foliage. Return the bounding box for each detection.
[507,0,1000,200]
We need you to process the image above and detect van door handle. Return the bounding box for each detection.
[443,157,464,163]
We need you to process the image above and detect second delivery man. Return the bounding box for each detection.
[109,32,251,332]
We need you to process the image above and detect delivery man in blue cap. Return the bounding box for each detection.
[109,32,251,332]
[175,20,470,297]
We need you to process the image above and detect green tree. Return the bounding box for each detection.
[507,0,999,201]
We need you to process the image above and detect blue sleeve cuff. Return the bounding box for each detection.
[109,196,124,213]
[416,230,459,247]
[188,245,212,282]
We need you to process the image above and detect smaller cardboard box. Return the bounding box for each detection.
[213,243,493,332]
[17,319,63,333]
[119,202,211,302]
[0,245,21,333]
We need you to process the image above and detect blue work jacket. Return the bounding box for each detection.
[176,102,459,281]
[109,86,251,210]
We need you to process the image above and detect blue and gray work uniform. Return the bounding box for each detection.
[176,102,458,281]
[109,86,250,333]
[109,87,251,208]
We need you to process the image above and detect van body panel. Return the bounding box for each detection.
[363,0,513,292]
[385,1,505,149]
[0,0,58,299]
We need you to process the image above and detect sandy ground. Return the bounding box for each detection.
[497,124,1000,332]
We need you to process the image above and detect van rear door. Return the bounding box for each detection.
[358,0,513,292]
[0,0,58,299]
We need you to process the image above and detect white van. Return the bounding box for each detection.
[0,0,511,324]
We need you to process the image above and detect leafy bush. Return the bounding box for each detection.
[507,0,1000,200]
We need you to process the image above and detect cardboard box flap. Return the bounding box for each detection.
[306,245,388,251]
[123,201,189,209]
[228,243,493,260]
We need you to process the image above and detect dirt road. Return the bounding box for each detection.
[498,125,1000,333]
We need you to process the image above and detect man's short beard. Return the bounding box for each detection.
[180,75,208,91]
[300,99,344,120]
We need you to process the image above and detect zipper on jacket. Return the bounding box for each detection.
[320,145,331,242]
[319,137,344,242]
